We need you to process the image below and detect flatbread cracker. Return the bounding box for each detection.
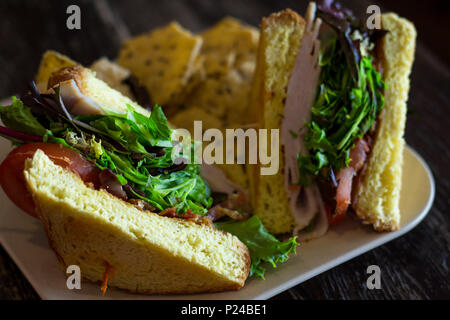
[170,106,223,134]
[185,18,259,127]
[118,22,203,108]
[200,17,259,75]
[166,55,205,114]
[184,65,256,126]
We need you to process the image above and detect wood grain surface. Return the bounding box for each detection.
[0,0,448,300]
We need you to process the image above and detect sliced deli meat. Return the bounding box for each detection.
[281,3,327,237]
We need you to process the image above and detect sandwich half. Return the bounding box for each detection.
[248,9,306,235]
[248,2,416,237]
[0,56,298,294]
[24,149,249,294]
[0,61,251,293]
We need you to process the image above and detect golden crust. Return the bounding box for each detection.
[355,13,417,231]
[38,209,250,294]
[247,9,306,234]
[263,8,304,26]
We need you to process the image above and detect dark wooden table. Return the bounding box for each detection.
[0,0,448,300]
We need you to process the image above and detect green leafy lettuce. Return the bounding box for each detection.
[77,105,173,151]
[0,97,47,136]
[297,35,386,185]
[0,97,212,215]
[215,216,298,279]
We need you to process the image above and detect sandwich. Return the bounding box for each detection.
[0,57,297,294]
[248,1,416,238]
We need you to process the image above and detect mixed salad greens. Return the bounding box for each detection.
[0,86,212,214]
[297,3,387,185]
[0,82,297,278]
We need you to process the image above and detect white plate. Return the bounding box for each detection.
[0,121,435,300]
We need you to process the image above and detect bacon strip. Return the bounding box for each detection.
[334,138,370,216]
[335,166,354,216]
[207,192,250,222]
[349,138,370,172]
[281,3,327,239]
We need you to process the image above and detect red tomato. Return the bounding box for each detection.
[0,143,100,218]
[326,203,346,225]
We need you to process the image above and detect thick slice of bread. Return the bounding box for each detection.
[24,150,250,294]
[248,10,306,234]
[354,14,417,231]
[48,65,150,117]
[90,57,135,100]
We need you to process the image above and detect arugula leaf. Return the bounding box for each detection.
[188,173,212,207]
[87,105,172,153]
[147,105,172,145]
[215,216,298,279]
[94,148,212,214]
[75,105,173,155]
[0,97,47,136]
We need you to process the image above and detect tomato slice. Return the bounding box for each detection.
[326,203,346,225]
[0,143,100,218]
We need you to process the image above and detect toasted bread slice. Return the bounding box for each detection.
[48,65,150,117]
[248,9,306,234]
[90,57,134,100]
[24,150,250,294]
[354,14,417,231]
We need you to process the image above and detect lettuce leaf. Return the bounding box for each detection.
[75,105,172,154]
[0,94,212,215]
[215,216,298,279]
[0,97,47,136]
